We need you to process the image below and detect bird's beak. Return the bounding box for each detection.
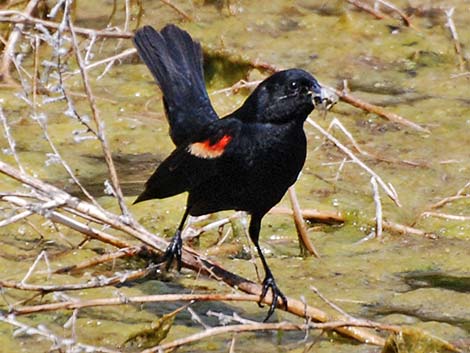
[311,85,338,112]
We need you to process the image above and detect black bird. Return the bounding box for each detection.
[133,24,329,320]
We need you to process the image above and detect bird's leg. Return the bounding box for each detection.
[249,215,288,321]
[164,208,189,271]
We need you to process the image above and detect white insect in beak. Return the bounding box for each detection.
[312,85,338,112]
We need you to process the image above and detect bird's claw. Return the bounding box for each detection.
[163,230,183,271]
[258,275,288,321]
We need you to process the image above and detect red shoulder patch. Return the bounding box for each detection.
[188,134,232,159]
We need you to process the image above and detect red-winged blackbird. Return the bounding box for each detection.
[133,24,329,320]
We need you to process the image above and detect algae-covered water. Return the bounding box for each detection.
[0,0,469,352]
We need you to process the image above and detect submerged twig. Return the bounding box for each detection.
[382,220,435,238]
[270,206,344,224]
[333,86,429,133]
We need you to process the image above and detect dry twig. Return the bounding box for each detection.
[67,10,132,220]
[0,0,42,82]
[445,8,467,72]
[346,0,386,20]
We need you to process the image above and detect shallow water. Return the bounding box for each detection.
[0,0,469,352]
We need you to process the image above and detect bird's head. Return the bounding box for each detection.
[241,69,332,124]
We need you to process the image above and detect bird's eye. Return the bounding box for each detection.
[289,81,298,90]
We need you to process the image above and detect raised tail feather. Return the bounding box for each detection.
[133,25,218,146]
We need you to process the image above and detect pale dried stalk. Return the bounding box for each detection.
[306,117,401,207]
[421,212,470,221]
[382,220,433,238]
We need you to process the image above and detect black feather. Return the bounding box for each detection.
[133,25,218,146]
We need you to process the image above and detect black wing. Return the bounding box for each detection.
[134,118,241,203]
[133,25,218,146]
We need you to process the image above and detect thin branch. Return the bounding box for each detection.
[0,267,149,293]
[141,320,397,353]
[158,0,193,21]
[67,48,136,76]
[382,219,435,238]
[0,10,133,38]
[0,106,24,173]
[12,293,261,314]
[67,11,131,220]
[54,246,143,274]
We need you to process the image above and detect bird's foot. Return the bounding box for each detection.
[258,275,288,321]
[163,230,183,271]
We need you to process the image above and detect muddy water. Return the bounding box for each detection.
[0,0,469,352]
